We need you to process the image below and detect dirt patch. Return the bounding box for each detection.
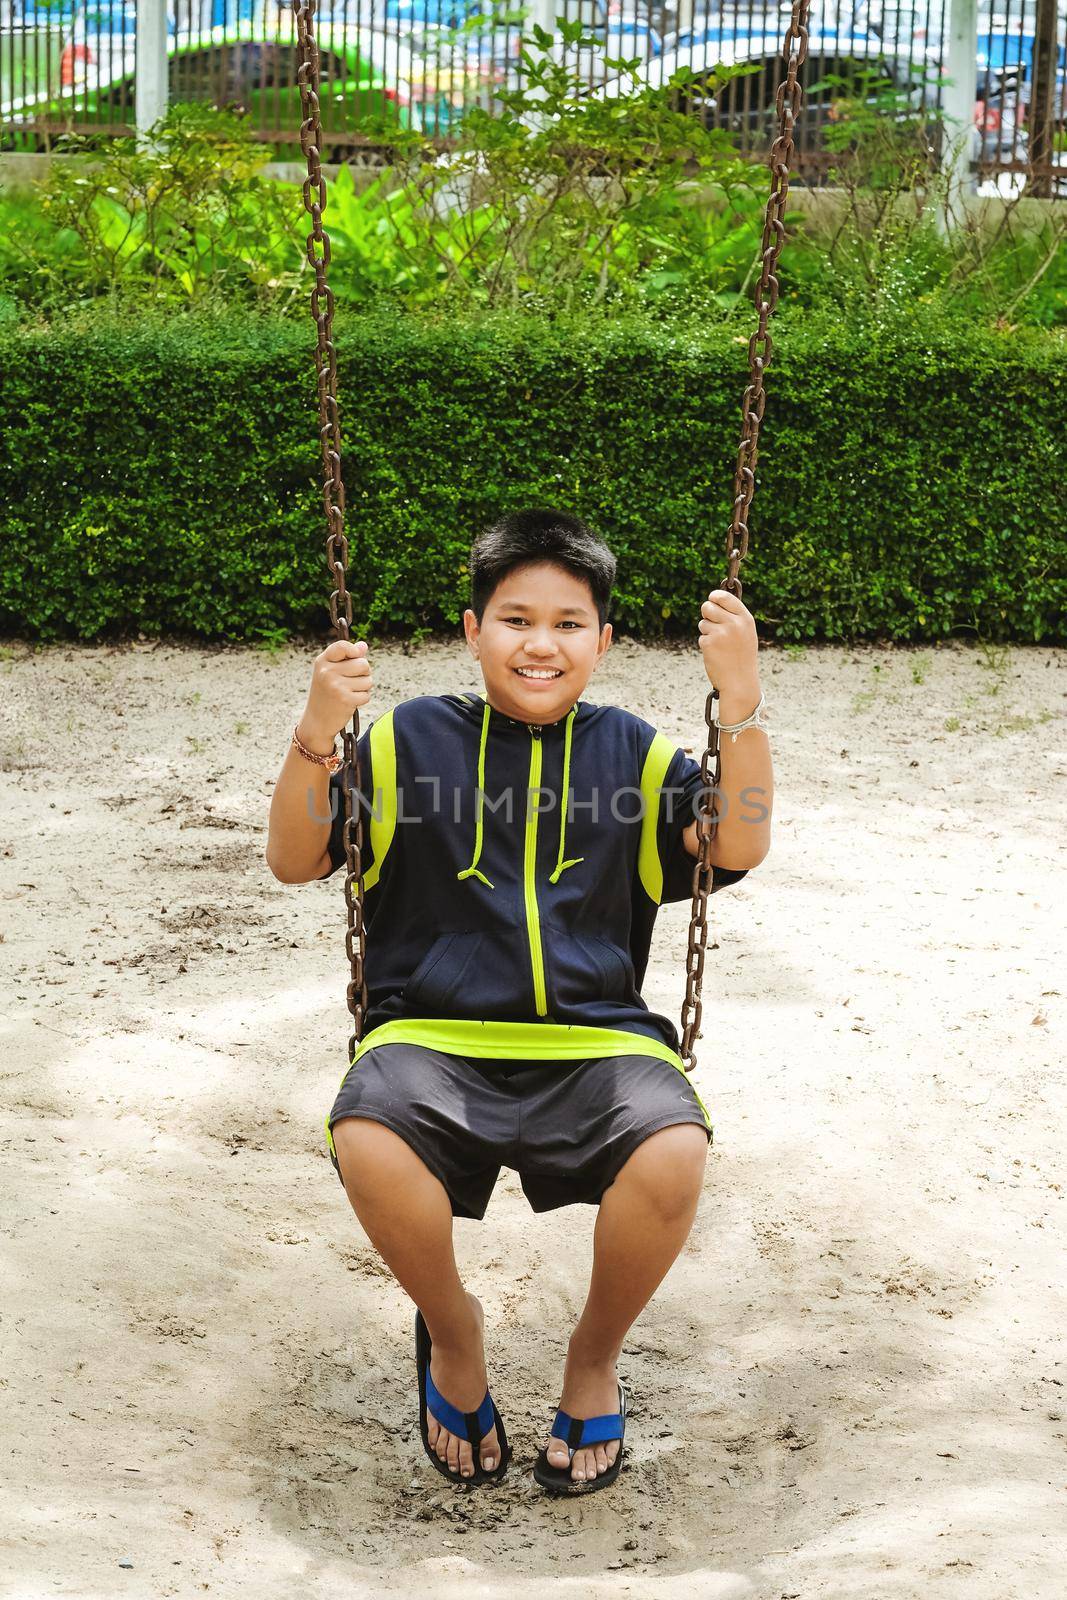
[0,634,1064,1599]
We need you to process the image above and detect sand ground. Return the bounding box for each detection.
[0,634,1064,1600]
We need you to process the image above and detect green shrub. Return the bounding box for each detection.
[26,106,304,310]
[2,46,774,319]
[788,70,1067,330]
[5,73,1065,328]
[0,305,1063,643]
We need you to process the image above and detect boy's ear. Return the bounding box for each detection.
[462,608,480,655]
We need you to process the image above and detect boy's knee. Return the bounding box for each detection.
[615,1123,708,1220]
[331,1115,421,1192]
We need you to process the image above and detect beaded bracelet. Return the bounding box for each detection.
[714,691,768,742]
[292,723,343,774]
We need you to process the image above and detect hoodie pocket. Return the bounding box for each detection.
[545,930,636,1010]
[402,932,486,1012]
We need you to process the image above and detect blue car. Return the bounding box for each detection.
[383,0,485,24]
[976,27,1067,114]
[661,21,879,54]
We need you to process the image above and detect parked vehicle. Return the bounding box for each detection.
[973,66,1067,194]
[383,0,484,23]
[2,19,411,143]
[659,16,879,57]
[974,24,1067,110]
[400,0,660,86]
[65,0,155,40]
[592,31,921,151]
[928,17,1067,176]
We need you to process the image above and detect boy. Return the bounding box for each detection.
[266,510,772,1495]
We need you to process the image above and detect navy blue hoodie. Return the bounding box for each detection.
[320,691,748,1089]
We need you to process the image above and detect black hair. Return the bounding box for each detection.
[469,509,616,630]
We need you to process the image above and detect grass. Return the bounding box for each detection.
[850,662,884,716]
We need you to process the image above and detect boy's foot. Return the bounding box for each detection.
[424,1291,500,1479]
[543,1343,622,1484]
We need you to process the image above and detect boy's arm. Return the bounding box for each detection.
[316,751,376,881]
[680,696,773,870]
[681,588,772,870]
[657,747,752,902]
[265,727,341,883]
[265,639,373,884]
[266,728,374,884]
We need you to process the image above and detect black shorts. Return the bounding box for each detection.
[326,1043,711,1220]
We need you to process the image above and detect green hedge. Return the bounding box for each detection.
[1,309,1064,642]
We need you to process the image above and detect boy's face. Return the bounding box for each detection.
[463,560,612,724]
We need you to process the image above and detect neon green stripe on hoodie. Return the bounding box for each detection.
[320,691,749,1100]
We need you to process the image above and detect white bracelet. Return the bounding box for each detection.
[714,690,768,741]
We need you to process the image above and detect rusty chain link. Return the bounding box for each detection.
[294,0,806,1076]
[678,0,809,1072]
[293,0,368,1065]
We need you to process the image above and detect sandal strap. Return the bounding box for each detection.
[551,1406,625,1451]
[425,1365,495,1444]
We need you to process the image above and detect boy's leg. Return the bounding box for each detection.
[542,1121,709,1484]
[331,1115,501,1478]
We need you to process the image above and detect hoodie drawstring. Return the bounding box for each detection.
[549,705,584,883]
[456,698,495,888]
[457,698,583,891]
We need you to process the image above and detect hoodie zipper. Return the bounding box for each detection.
[524,724,548,1016]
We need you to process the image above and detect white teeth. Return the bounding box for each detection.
[516,668,562,679]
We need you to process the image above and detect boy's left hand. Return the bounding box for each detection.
[697,589,760,698]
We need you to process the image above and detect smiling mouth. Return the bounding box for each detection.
[514,666,564,680]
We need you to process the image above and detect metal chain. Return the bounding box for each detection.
[293,0,368,1065]
[293,0,806,1073]
[678,0,809,1072]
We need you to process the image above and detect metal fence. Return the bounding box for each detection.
[2,0,1066,189]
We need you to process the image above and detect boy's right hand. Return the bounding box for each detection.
[298,639,373,750]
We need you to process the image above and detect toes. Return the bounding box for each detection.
[480,1427,499,1473]
[569,1443,617,1482]
[547,1436,571,1468]
[429,1417,483,1478]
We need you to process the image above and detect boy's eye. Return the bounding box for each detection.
[503,617,580,628]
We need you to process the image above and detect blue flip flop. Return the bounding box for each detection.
[415,1309,510,1486]
[533,1379,629,1494]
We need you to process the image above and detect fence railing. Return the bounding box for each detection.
[2,0,1065,191]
